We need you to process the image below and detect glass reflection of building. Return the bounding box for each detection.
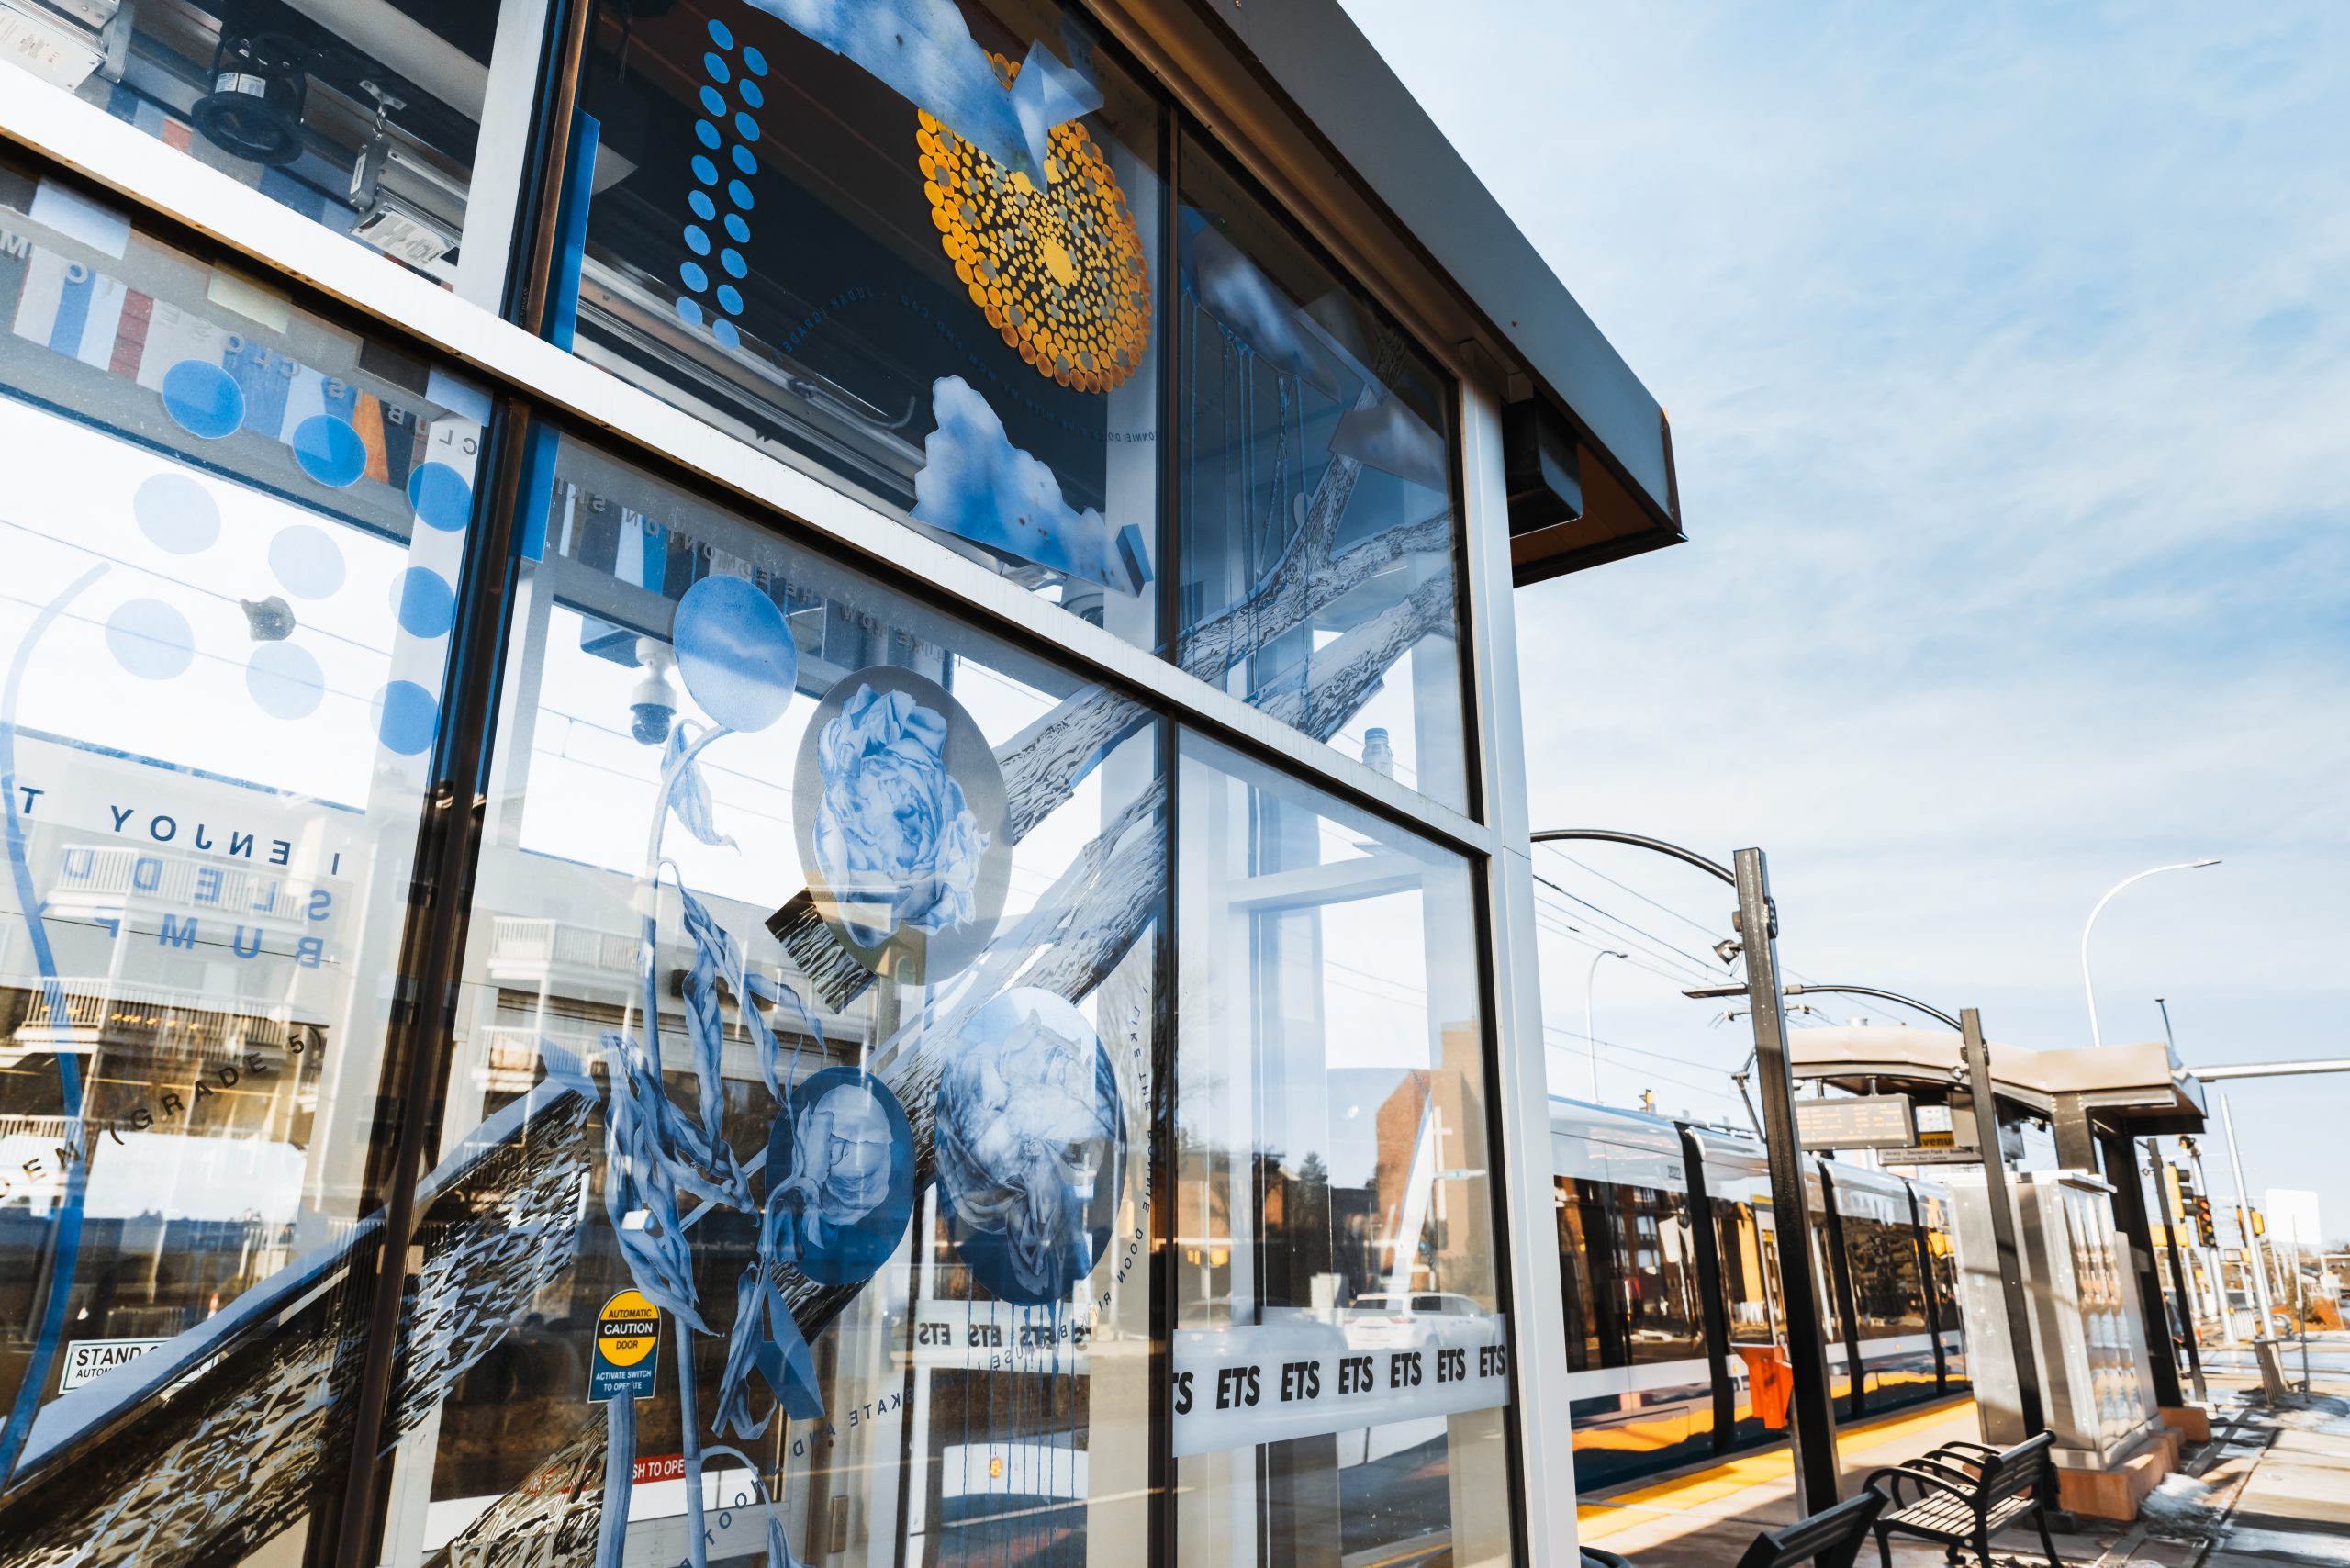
[0,2,1682,1566]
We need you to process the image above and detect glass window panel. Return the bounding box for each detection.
[1,0,536,291]
[1173,732,1509,1568]
[1552,1175,1602,1373]
[0,161,487,1559]
[377,427,1167,1568]
[1844,1214,1926,1340]
[1613,1182,1702,1364]
[1172,135,1468,812]
[568,0,1165,646]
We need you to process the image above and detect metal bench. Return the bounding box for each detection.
[1733,1488,1890,1568]
[1865,1430,2060,1568]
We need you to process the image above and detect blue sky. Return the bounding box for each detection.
[1340,2,2350,1240]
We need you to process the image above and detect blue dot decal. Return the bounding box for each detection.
[676,297,705,327]
[720,248,746,279]
[728,180,753,210]
[712,319,740,350]
[246,640,324,720]
[739,80,764,109]
[290,414,367,488]
[161,360,243,439]
[134,470,220,554]
[699,86,726,118]
[743,46,767,76]
[407,461,474,532]
[696,118,722,149]
[680,261,710,293]
[690,191,717,221]
[723,213,749,243]
[106,599,195,679]
[707,17,733,48]
[716,284,743,315]
[394,566,457,638]
[731,144,757,175]
[685,225,711,256]
[269,524,346,599]
[733,111,759,141]
[375,680,439,756]
[693,155,720,185]
[702,51,730,83]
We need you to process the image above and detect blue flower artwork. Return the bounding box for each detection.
[762,1067,913,1286]
[934,988,1126,1305]
[792,666,1009,984]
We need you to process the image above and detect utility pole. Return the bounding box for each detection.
[1963,1010,2047,1438]
[1735,847,1843,1515]
[1534,830,1841,1515]
[2219,1093,2275,1333]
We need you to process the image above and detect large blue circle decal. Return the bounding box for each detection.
[671,575,796,733]
[764,1067,915,1287]
[934,989,1126,1305]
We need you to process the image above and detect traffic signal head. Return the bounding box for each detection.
[2193,1195,2217,1248]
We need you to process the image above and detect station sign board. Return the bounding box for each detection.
[1794,1094,1918,1150]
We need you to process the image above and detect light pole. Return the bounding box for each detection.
[2081,859,2219,1047]
[1532,828,1842,1515]
[1583,948,1628,1104]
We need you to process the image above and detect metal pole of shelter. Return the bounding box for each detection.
[1962,1009,2046,1439]
[2157,1144,2209,1403]
[1735,847,1842,1514]
[2098,1128,2185,1409]
[1532,831,1841,1514]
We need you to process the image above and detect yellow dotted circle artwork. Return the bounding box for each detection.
[918,58,1150,395]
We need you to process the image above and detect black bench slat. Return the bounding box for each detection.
[1863,1431,2061,1568]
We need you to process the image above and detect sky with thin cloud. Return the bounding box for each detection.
[1341,2,2350,1241]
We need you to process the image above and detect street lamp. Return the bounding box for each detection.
[2081,860,2220,1047]
[1530,828,1843,1513]
[1583,949,1628,1104]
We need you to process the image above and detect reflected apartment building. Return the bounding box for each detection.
[0,1,1682,1564]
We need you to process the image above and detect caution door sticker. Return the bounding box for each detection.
[589,1289,660,1403]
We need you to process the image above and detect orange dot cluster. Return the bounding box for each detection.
[917,61,1151,395]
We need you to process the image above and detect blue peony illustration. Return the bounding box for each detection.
[811,683,990,947]
[934,989,1125,1305]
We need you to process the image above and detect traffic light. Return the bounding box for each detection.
[2175,1165,2219,1248]
[2251,1208,2266,1238]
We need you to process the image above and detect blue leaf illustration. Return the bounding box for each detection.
[601,1030,713,1332]
[675,880,744,1152]
[664,724,737,848]
[742,970,826,1106]
[714,1263,776,1440]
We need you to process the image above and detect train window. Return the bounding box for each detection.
[1610,1182,1703,1365]
[1555,1176,1608,1372]
[1713,1199,1781,1345]
[1843,1215,1927,1339]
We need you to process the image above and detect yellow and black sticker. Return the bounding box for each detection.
[589,1289,660,1402]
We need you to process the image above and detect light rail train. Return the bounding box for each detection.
[1552,1099,1969,1490]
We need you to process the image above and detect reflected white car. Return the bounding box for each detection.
[1340,1291,1494,1353]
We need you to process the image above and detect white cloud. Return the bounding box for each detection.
[1344,0,2350,1222]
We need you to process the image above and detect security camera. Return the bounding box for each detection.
[193,31,310,167]
[629,638,679,746]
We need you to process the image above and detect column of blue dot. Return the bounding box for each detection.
[677,18,767,353]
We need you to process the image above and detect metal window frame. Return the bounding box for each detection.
[0,83,1490,860]
[0,18,1561,1560]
